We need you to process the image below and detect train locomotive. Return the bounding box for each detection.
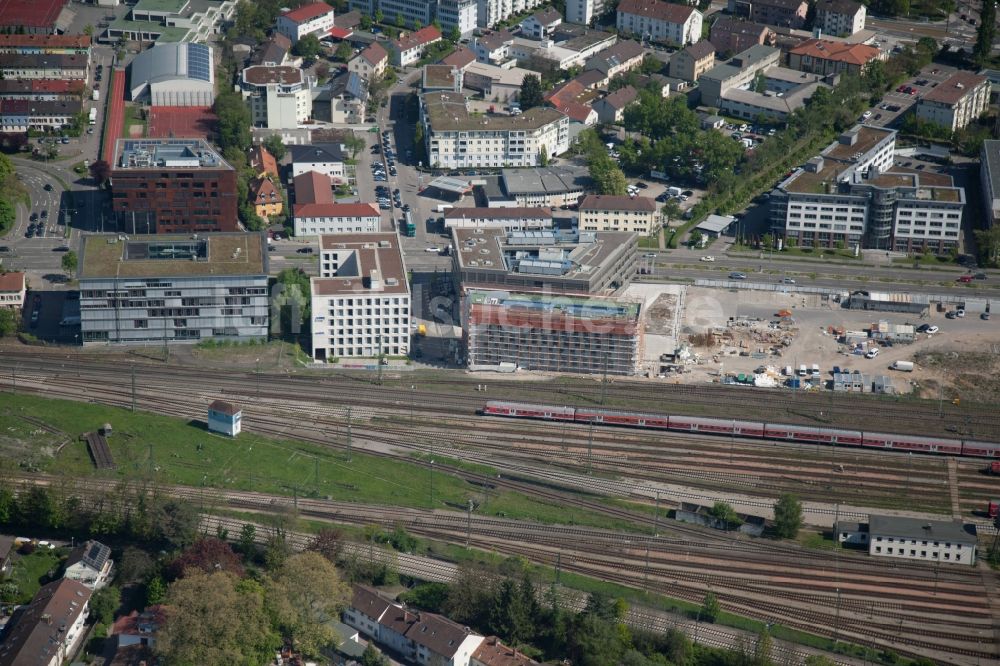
[481,401,1000,458]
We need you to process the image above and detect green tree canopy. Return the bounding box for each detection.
[0,309,17,338]
[293,33,322,59]
[519,74,544,110]
[265,551,351,657]
[701,591,721,623]
[262,135,287,161]
[773,493,803,538]
[61,251,78,275]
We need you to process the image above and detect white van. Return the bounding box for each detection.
[891,360,914,372]
[798,364,808,377]
[810,363,820,377]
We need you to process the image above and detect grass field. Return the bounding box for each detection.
[0,394,641,532]
[6,549,64,604]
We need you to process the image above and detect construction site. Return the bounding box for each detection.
[462,289,644,376]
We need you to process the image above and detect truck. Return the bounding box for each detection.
[88,108,97,125]
[667,186,682,197]
[891,360,914,372]
[402,211,416,237]
[92,89,100,101]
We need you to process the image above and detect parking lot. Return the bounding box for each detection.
[866,64,959,128]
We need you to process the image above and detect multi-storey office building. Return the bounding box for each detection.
[110,139,238,234]
[241,65,313,129]
[310,233,411,361]
[78,233,269,346]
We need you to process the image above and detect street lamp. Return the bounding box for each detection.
[255,358,261,399]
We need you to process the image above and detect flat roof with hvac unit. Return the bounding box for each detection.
[79,233,267,279]
[427,176,474,195]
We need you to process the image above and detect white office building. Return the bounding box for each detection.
[867,515,977,566]
[422,91,569,169]
[294,202,381,237]
[310,233,411,361]
[241,65,313,129]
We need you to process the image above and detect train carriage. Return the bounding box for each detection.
[869,433,963,455]
[575,407,671,429]
[482,401,576,421]
[961,440,1000,458]
[667,416,766,437]
[764,424,836,444]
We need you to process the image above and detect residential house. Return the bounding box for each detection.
[349,42,389,81]
[441,46,478,70]
[579,194,659,234]
[593,85,639,123]
[276,2,336,44]
[316,71,368,124]
[472,30,514,65]
[585,40,646,79]
[546,80,599,125]
[709,16,774,55]
[574,68,608,90]
[63,540,113,590]
[290,143,351,184]
[915,71,989,132]
[405,613,485,666]
[249,144,280,179]
[343,585,395,640]
[471,637,540,665]
[294,202,381,237]
[669,40,715,81]
[729,0,807,28]
[390,26,443,67]
[251,32,294,66]
[250,178,283,218]
[815,0,866,36]
[521,8,562,39]
[0,579,93,666]
[0,100,83,133]
[616,0,703,46]
[110,605,166,649]
[787,39,882,76]
[567,0,608,26]
[0,272,26,310]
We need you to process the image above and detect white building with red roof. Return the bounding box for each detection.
[349,42,389,81]
[276,2,336,44]
[916,71,989,132]
[616,0,703,46]
[389,26,442,67]
[0,272,26,310]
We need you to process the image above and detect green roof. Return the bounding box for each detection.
[133,0,189,14]
[79,233,267,280]
[108,18,192,42]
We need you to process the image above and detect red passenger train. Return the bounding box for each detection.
[481,401,1000,458]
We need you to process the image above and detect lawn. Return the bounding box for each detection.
[0,394,641,532]
[120,106,146,139]
[5,548,64,604]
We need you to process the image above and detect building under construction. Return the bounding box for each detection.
[464,289,644,375]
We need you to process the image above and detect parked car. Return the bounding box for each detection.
[982,312,991,321]
[866,347,880,359]
[975,272,988,280]
[957,275,973,283]
[956,308,966,318]
[296,247,314,254]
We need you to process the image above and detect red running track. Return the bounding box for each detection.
[101,68,126,163]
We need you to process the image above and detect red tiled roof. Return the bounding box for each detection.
[472,636,540,666]
[617,0,696,24]
[0,272,25,293]
[545,79,585,105]
[921,71,988,105]
[360,42,388,66]
[249,145,279,178]
[788,38,879,66]
[0,33,90,49]
[209,400,240,416]
[329,26,353,39]
[294,170,334,205]
[556,101,596,123]
[394,25,442,52]
[281,1,333,24]
[250,177,280,201]
[441,46,476,69]
[0,0,67,30]
[294,202,380,218]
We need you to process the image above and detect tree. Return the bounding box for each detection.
[61,251,78,276]
[119,548,154,584]
[360,14,372,29]
[0,199,12,236]
[145,575,167,606]
[262,135,286,161]
[238,523,258,556]
[395,13,405,27]
[90,585,121,625]
[156,572,278,665]
[701,592,721,623]
[773,493,803,538]
[538,144,549,166]
[343,132,366,158]
[662,199,681,227]
[335,40,353,62]
[708,501,741,529]
[446,25,461,43]
[266,551,350,657]
[360,643,389,666]
[375,9,384,23]
[974,226,1000,265]
[0,308,16,338]
[168,537,246,580]
[307,527,344,563]
[689,229,704,248]
[293,33,322,59]
[753,627,773,666]
[89,159,112,186]
[150,498,199,548]
[519,74,544,110]
[975,0,996,66]
[214,91,252,152]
